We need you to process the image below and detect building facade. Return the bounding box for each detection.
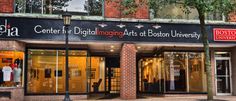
[0,0,236,101]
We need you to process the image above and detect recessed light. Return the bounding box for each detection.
[110,49,114,52]
[41,52,44,55]
[137,46,141,49]
[111,45,114,48]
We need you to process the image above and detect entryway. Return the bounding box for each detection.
[215,52,232,95]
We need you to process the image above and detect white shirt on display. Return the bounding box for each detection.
[2,66,12,81]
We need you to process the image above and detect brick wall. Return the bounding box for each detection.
[120,43,136,99]
[228,11,236,22]
[0,0,14,13]
[105,0,149,19]
[0,88,24,101]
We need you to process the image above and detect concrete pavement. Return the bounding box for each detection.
[81,95,236,101]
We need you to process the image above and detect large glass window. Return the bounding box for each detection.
[0,51,24,87]
[27,49,88,94]
[139,57,164,93]
[139,52,207,93]
[15,0,103,16]
[188,52,207,92]
[164,52,207,92]
[88,57,105,93]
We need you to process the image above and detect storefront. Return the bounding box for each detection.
[0,16,236,100]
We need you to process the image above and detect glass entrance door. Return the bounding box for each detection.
[215,57,232,95]
[105,67,120,93]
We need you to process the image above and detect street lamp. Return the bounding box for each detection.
[62,11,72,101]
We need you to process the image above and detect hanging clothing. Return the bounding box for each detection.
[2,66,13,81]
[13,68,22,82]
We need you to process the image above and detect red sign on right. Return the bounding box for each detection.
[213,28,236,41]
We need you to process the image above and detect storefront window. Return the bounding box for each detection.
[139,57,164,93]
[0,51,24,87]
[27,49,88,94]
[164,52,207,93]
[139,52,207,93]
[15,0,103,16]
[188,52,207,92]
[89,57,105,93]
[164,52,187,92]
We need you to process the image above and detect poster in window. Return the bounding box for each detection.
[54,70,62,77]
[45,68,51,78]
[71,69,81,77]
[2,58,12,63]
[89,71,95,79]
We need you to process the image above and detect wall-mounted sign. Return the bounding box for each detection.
[213,28,236,41]
[0,17,236,43]
[2,58,12,63]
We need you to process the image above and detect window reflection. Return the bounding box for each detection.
[164,52,187,92]
[150,0,223,20]
[17,0,102,16]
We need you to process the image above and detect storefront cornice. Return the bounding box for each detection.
[1,13,236,25]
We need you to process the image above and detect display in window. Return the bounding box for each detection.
[0,55,23,87]
[70,69,80,77]
[2,65,12,81]
[2,58,13,63]
[45,68,51,78]
[54,70,62,77]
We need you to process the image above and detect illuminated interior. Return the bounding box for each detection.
[140,52,207,93]
[0,51,24,87]
[27,49,105,94]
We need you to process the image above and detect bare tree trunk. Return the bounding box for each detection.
[198,10,213,101]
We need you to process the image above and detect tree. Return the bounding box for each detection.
[84,0,103,15]
[181,1,234,100]
[120,0,235,100]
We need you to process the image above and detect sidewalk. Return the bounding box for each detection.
[81,95,236,101]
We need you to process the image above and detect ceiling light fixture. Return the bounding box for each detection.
[111,45,114,48]
[110,49,114,52]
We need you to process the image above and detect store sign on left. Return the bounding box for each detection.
[0,19,19,37]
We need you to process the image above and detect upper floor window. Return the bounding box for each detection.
[15,0,103,16]
[150,0,223,21]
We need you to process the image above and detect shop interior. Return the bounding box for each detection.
[10,40,236,94]
[0,51,24,87]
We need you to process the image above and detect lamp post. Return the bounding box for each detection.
[62,11,72,101]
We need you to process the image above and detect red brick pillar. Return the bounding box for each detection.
[0,0,14,13]
[120,43,136,99]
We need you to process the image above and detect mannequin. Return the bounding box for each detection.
[13,62,22,87]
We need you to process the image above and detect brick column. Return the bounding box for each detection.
[0,0,14,13]
[120,43,136,99]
